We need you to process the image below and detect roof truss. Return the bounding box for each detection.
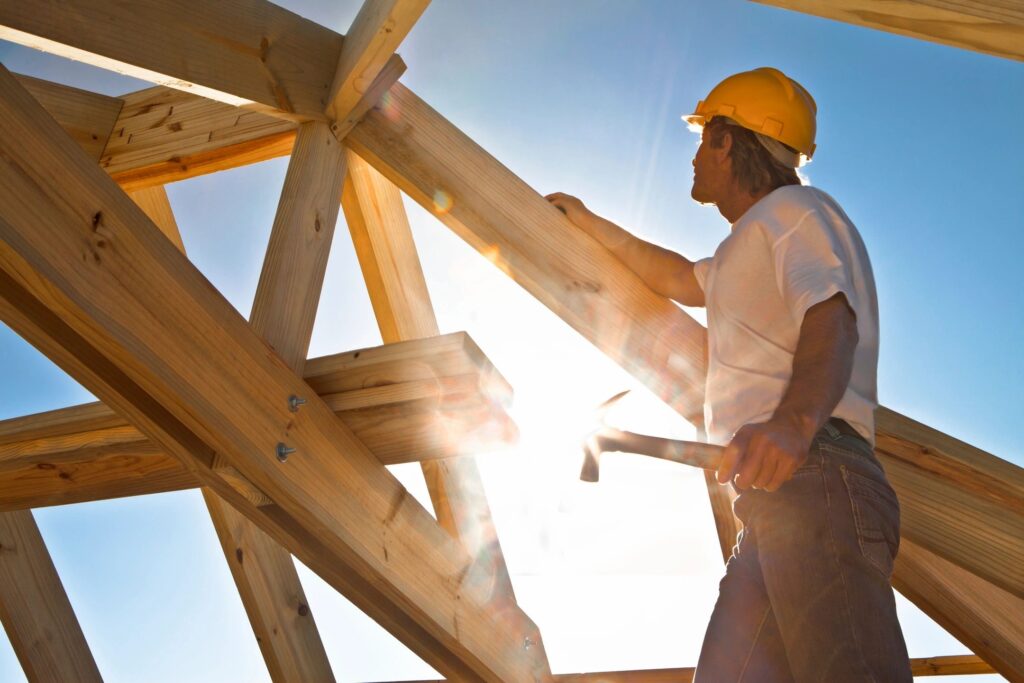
[0,0,1022,680]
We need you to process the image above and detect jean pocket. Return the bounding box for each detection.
[841,465,900,578]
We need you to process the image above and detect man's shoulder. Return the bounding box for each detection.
[747,185,852,240]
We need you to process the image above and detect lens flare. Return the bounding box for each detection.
[378,91,401,122]
[432,189,454,214]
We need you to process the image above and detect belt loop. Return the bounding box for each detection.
[823,419,841,439]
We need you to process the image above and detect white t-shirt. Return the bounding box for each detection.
[693,185,879,446]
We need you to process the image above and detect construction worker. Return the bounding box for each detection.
[546,67,911,681]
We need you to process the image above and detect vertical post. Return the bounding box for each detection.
[341,149,550,673]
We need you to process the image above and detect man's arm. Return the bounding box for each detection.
[717,292,859,491]
[545,192,704,307]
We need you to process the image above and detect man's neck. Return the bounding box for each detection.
[718,186,774,225]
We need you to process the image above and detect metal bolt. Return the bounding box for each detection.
[288,395,307,412]
[523,636,533,651]
[276,443,295,462]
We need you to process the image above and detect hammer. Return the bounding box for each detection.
[579,391,723,482]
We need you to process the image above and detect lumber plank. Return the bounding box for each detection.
[102,85,297,191]
[894,539,1024,680]
[0,510,103,682]
[16,74,122,162]
[325,0,429,137]
[133,173,339,682]
[878,407,1024,599]
[0,65,544,681]
[751,0,1024,62]
[0,335,515,510]
[0,0,344,121]
[391,653,997,681]
[341,149,549,672]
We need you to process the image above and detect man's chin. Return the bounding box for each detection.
[691,187,715,206]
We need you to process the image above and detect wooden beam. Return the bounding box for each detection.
[0,65,545,681]
[0,333,516,511]
[131,174,339,682]
[895,539,1024,679]
[750,0,1024,62]
[341,149,549,672]
[325,0,429,137]
[910,654,997,676]
[379,655,997,681]
[102,85,296,192]
[344,82,1024,674]
[877,407,1024,599]
[0,510,103,682]
[17,74,122,162]
[0,0,344,121]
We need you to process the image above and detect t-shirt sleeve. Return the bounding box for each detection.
[771,210,855,324]
[692,257,713,293]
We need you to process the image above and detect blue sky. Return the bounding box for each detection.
[1,1,1021,681]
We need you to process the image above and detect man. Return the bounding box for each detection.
[546,67,910,681]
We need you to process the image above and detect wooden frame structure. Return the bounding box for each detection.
[0,1,1021,681]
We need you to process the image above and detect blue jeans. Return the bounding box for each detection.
[694,421,911,682]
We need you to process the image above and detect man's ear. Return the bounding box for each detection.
[715,129,733,162]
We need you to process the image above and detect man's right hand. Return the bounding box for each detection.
[545,192,594,231]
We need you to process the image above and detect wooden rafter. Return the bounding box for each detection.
[0,332,515,511]
[326,0,429,138]
[0,511,102,682]
[0,65,546,682]
[0,0,343,121]
[751,0,1024,62]
[341,150,550,672]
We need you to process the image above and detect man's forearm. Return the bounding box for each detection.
[772,293,859,443]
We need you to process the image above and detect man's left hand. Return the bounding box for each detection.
[717,419,813,492]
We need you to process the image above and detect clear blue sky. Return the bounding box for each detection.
[1,1,1021,681]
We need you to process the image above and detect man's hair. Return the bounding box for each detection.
[705,117,802,195]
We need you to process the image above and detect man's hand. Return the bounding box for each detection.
[544,192,594,230]
[717,419,813,492]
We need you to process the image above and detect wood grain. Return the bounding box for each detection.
[0,65,545,681]
[751,0,1024,61]
[17,74,122,162]
[0,511,103,682]
[0,0,344,120]
[0,335,516,510]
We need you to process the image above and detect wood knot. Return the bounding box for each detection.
[235,548,244,564]
[91,211,103,231]
[168,122,183,132]
[297,603,309,617]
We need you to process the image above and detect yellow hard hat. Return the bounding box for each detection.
[684,67,817,160]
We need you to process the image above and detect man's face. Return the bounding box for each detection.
[690,127,728,205]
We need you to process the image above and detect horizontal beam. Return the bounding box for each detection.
[751,0,1024,62]
[101,85,297,191]
[0,0,344,120]
[0,333,515,511]
[0,64,544,681]
[382,654,996,682]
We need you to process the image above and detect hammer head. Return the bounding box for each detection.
[578,390,629,484]
[579,433,602,483]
